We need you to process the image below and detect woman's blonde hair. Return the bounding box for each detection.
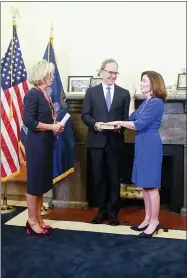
[28,59,55,86]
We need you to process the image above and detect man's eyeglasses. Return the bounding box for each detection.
[102,69,119,76]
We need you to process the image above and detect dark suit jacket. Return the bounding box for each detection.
[81,83,130,148]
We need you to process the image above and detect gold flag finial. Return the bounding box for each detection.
[95,69,101,77]
[10,6,20,26]
[48,22,54,62]
[50,22,55,41]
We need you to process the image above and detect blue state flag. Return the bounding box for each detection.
[43,41,75,183]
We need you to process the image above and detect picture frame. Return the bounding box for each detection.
[177,73,187,90]
[67,76,93,93]
[89,77,102,88]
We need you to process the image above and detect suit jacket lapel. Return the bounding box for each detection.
[98,84,108,112]
[109,84,118,113]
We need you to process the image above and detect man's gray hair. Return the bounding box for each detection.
[100,58,118,72]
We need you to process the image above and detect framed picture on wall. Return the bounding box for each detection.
[89,77,102,88]
[67,76,93,92]
[177,73,187,90]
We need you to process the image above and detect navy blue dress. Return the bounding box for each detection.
[129,97,164,188]
[23,88,54,195]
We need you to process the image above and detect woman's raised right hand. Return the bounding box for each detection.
[130,85,137,99]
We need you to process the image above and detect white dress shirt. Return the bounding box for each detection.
[94,83,115,130]
[102,83,115,103]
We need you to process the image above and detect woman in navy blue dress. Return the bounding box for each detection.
[23,60,64,236]
[106,71,167,237]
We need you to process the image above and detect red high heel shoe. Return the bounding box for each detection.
[26,221,50,236]
[40,224,52,230]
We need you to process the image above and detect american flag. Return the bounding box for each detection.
[1,25,29,181]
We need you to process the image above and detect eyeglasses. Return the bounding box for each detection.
[102,69,119,76]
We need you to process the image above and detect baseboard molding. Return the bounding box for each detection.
[50,200,88,209]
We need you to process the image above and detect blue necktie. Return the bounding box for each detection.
[106,87,111,111]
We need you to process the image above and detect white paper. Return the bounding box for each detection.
[60,113,71,125]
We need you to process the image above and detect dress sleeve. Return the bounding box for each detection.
[129,100,144,120]
[23,91,39,130]
[134,98,164,131]
[129,111,136,121]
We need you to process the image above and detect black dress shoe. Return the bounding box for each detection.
[91,214,108,224]
[138,224,160,238]
[108,217,119,226]
[130,224,149,231]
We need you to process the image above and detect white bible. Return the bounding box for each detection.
[100,123,116,130]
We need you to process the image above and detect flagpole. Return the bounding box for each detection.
[1,7,21,215]
[41,23,54,216]
[9,7,19,119]
[9,19,14,119]
[1,182,16,214]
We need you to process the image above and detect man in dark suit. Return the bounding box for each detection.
[81,59,130,225]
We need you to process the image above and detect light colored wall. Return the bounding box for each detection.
[1,1,186,93]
